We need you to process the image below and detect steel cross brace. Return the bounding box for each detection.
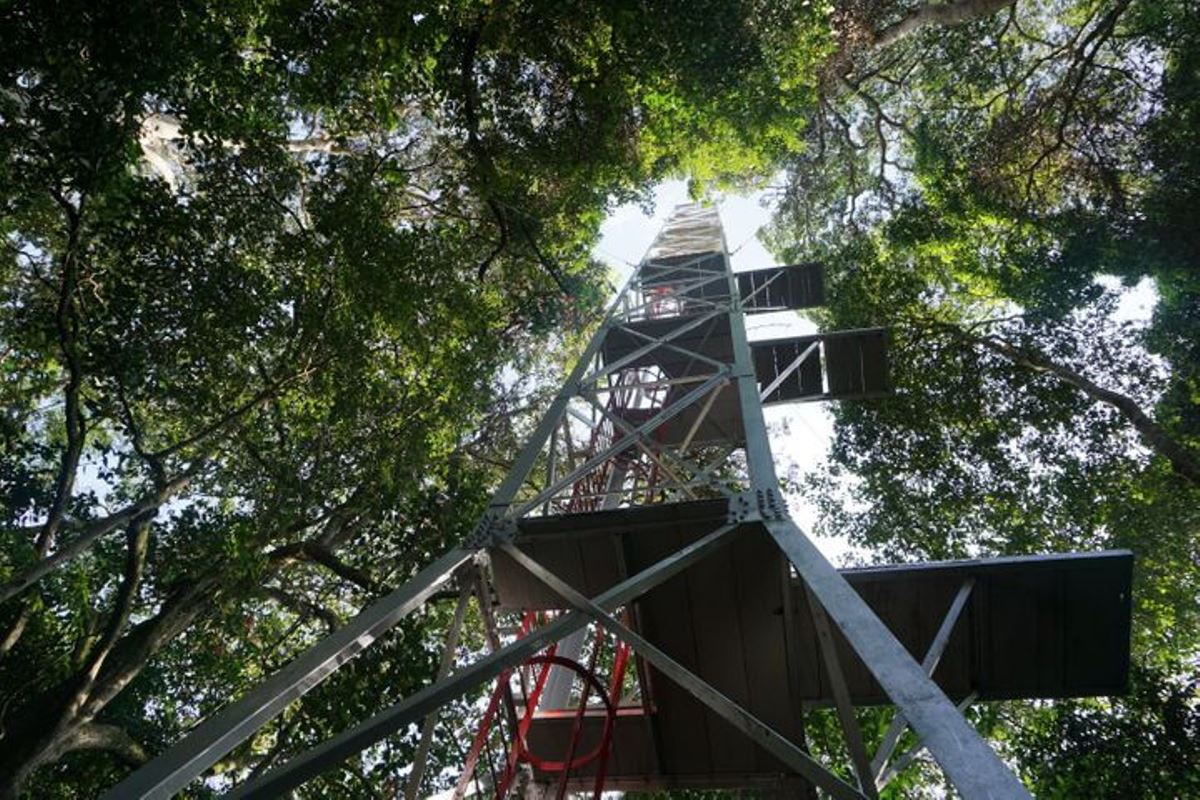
[577,387,729,499]
[870,577,976,786]
[805,585,880,800]
[513,370,729,516]
[216,522,743,799]
[766,520,1031,800]
[497,542,868,800]
[100,548,475,800]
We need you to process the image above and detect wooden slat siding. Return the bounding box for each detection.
[994,570,1039,696]
[628,524,713,775]
[789,582,824,701]
[654,377,745,447]
[524,716,654,779]
[1043,567,1067,697]
[730,527,802,774]
[737,263,825,311]
[685,531,757,774]
[495,501,731,609]
[975,569,993,699]
[823,329,889,398]
[779,559,812,756]
[752,339,823,403]
[940,577,975,700]
[575,529,621,609]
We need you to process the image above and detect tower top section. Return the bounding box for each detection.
[646,204,724,261]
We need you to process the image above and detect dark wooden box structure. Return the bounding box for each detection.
[490,500,1133,791]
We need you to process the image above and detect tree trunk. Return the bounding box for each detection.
[874,0,1016,49]
[0,573,220,797]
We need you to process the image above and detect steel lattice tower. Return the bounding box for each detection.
[108,205,1131,800]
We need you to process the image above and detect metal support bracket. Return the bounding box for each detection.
[465,514,518,548]
[727,488,787,524]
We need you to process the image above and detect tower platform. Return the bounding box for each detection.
[491,500,1132,791]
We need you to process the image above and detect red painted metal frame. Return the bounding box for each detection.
[457,293,679,797]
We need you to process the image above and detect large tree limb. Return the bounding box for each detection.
[0,196,88,656]
[0,469,194,605]
[65,722,148,766]
[65,520,152,718]
[262,587,341,632]
[269,540,381,593]
[0,364,320,605]
[956,328,1200,486]
[874,0,1016,50]
[0,572,221,796]
[39,193,88,557]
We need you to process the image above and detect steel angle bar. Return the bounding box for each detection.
[488,272,639,511]
[759,341,820,401]
[626,274,729,311]
[565,404,602,432]
[226,523,741,799]
[641,259,724,279]
[683,444,739,490]
[679,382,725,454]
[804,585,879,800]
[765,519,1031,800]
[578,391,708,492]
[581,310,725,385]
[879,693,978,789]
[870,578,975,781]
[593,374,716,393]
[103,547,475,800]
[404,581,473,800]
[609,319,730,372]
[498,544,868,800]
[513,372,728,516]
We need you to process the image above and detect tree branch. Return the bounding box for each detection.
[942,324,1200,486]
[0,468,194,604]
[269,541,381,593]
[63,722,148,766]
[874,0,1016,50]
[263,587,341,632]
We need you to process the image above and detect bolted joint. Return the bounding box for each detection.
[464,513,518,549]
[726,492,758,524]
[755,487,789,521]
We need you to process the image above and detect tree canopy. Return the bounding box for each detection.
[1,0,1197,797]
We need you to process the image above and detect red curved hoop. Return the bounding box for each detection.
[513,654,617,772]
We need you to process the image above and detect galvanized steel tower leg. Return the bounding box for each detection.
[717,222,1029,799]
